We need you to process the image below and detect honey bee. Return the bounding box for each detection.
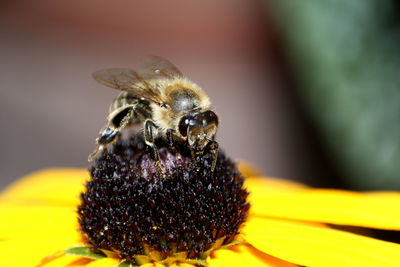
[89,56,219,171]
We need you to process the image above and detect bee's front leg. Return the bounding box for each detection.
[208,140,219,172]
[166,129,175,148]
[144,119,163,174]
[166,129,182,159]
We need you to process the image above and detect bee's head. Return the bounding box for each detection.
[179,110,218,150]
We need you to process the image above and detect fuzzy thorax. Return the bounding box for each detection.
[150,77,211,134]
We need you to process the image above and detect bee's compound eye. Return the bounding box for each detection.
[178,115,194,137]
[202,111,218,127]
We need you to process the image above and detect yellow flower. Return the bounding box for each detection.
[1,163,400,266]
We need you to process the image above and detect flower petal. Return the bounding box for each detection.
[209,244,296,267]
[0,168,88,207]
[39,254,92,266]
[142,263,167,267]
[250,189,400,230]
[0,204,80,240]
[243,217,400,266]
[237,161,263,178]
[84,258,120,267]
[0,202,82,266]
[0,239,76,266]
[245,177,306,212]
[170,264,195,267]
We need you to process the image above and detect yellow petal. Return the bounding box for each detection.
[250,189,400,230]
[209,244,296,267]
[245,176,306,204]
[40,254,92,266]
[170,264,195,267]
[0,168,88,207]
[243,217,400,267]
[237,161,263,178]
[85,258,120,267]
[0,239,77,266]
[0,204,80,240]
[140,263,165,267]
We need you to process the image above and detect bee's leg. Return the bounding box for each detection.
[166,129,175,148]
[144,120,160,161]
[190,148,197,160]
[88,108,134,162]
[98,127,120,145]
[88,145,104,162]
[166,129,181,159]
[144,119,163,174]
[208,140,219,172]
[88,127,120,162]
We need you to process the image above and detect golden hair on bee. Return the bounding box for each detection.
[150,77,211,132]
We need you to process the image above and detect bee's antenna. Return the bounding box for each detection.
[88,145,104,162]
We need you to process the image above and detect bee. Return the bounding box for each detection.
[89,56,219,171]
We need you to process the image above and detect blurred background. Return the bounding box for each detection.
[0,0,399,190]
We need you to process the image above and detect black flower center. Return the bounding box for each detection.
[78,135,249,264]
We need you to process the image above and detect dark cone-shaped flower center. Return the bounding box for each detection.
[78,135,249,264]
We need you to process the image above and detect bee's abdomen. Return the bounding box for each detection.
[108,92,137,113]
[108,92,152,128]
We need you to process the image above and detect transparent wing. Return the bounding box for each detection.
[93,68,139,90]
[92,68,164,105]
[139,56,183,79]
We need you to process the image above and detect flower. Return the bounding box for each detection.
[2,147,400,266]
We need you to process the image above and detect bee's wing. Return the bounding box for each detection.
[139,56,183,79]
[92,68,164,105]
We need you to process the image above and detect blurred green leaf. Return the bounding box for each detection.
[269,0,400,189]
[65,246,106,260]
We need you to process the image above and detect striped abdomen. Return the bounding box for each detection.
[107,92,152,129]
